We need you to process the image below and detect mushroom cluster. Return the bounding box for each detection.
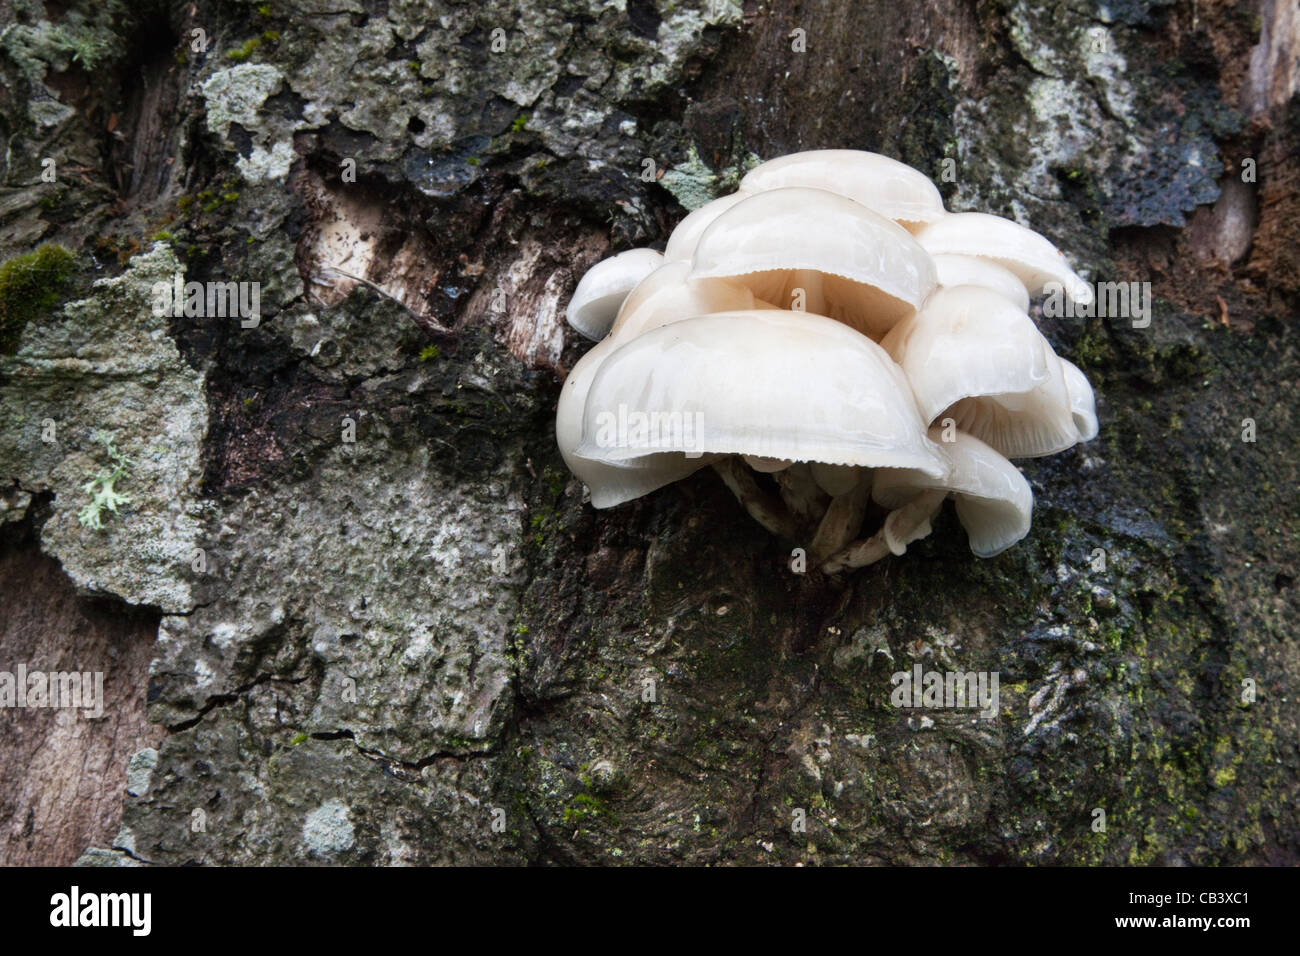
[556,150,1098,571]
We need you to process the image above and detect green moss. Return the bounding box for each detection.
[0,244,76,354]
[262,30,281,43]
[510,113,530,132]
[563,792,616,825]
[224,37,262,61]
[419,344,440,362]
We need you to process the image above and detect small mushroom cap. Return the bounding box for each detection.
[874,429,1034,557]
[1060,357,1099,441]
[690,187,938,338]
[811,462,864,497]
[932,254,1031,312]
[663,192,752,262]
[880,285,1079,458]
[739,149,946,227]
[576,309,947,475]
[607,260,764,342]
[744,455,793,473]
[566,248,664,340]
[556,338,715,508]
[915,212,1094,305]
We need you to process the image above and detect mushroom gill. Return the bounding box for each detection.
[879,286,1081,459]
[555,149,1100,572]
[689,187,937,338]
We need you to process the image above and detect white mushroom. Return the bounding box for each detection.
[873,430,1034,557]
[555,149,1100,568]
[807,467,873,564]
[555,338,716,508]
[743,455,794,473]
[607,260,766,343]
[663,192,752,262]
[689,187,938,338]
[1060,357,1099,442]
[773,462,831,523]
[810,462,863,497]
[823,430,1033,571]
[931,254,1031,312]
[565,248,664,340]
[739,149,946,229]
[915,212,1094,305]
[576,309,947,475]
[880,286,1080,459]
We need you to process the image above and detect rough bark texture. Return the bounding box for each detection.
[0,0,1296,865]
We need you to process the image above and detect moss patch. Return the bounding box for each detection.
[0,245,76,355]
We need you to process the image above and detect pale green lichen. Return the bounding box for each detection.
[200,63,285,140]
[78,430,133,530]
[659,145,760,211]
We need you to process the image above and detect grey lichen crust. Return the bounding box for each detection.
[947,0,1236,274]
[149,438,526,762]
[0,244,208,613]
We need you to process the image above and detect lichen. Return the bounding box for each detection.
[77,430,133,530]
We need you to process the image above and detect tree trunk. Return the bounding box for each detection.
[0,0,1296,865]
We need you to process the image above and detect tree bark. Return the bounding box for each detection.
[0,0,1296,865]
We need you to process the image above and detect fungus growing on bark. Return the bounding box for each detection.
[823,429,1035,572]
[565,248,663,340]
[662,192,752,261]
[738,149,946,229]
[879,286,1081,459]
[914,212,1094,305]
[555,149,1098,571]
[689,187,937,337]
[931,254,1030,312]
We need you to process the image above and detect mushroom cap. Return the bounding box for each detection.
[566,248,664,340]
[607,260,764,342]
[811,462,864,497]
[689,187,938,338]
[576,309,947,475]
[873,428,1034,557]
[932,254,1031,312]
[915,212,1094,305]
[880,285,1079,458]
[663,192,752,262]
[1060,357,1099,441]
[739,149,946,227]
[744,455,794,473]
[556,338,715,508]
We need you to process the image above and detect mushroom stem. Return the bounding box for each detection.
[822,489,946,573]
[808,472,873,565]
[821,536,892,573]
[712,457,802,542]
[773,462,829,525]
